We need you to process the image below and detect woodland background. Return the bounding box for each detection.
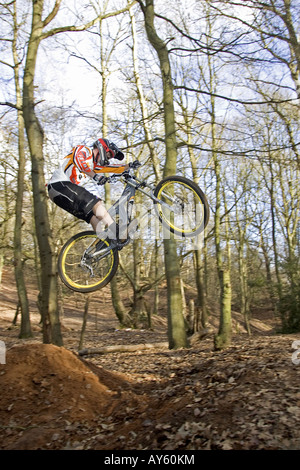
[0,0,299,350]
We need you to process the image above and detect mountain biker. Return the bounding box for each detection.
[48,138,129,241]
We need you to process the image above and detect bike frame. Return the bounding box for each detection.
[86,171,166,259]
[107,171,172,228]
[60,167,209,291]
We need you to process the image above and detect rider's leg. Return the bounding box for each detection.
[90,201,114,233]
[90,201,128,242]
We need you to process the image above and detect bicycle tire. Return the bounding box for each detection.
[58,231,119,293]
[154,176,210,238]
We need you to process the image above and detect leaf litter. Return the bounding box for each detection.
[0,268,300,450]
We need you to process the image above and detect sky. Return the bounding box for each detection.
[0,0,298,157]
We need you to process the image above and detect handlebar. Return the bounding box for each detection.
[105,160,141,184]
[106,173,125,184]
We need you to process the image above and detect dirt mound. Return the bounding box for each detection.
[0,343,146,450]
[2,266,300,451]
[1,336,300,451]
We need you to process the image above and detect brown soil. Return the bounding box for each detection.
[0,267,300,451]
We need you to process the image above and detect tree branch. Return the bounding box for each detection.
[0,101,19,110]
[174,84,298,105]
[40,0,138,40]
[42,0,63,28]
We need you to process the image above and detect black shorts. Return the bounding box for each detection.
[48,181,101,223]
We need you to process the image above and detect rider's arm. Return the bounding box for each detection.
[73,146,94,175]
[80,164,129,181]
[74,146,129,179]
[93,163,129,175]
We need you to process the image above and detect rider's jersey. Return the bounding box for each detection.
[49,145,127,188]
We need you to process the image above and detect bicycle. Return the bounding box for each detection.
[57,161,210,293]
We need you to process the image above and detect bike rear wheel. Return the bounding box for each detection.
[58,231,119,293]
[154,176,209,238]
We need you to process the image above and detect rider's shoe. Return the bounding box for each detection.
[96,220,138,248]
[114,220,139,250]
[107,222,128,244]
[117,219,138,245]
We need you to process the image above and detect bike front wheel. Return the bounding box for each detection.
[154,176,210,238]
[58,231,119,293]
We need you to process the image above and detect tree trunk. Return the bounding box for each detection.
[130,288,148,328]
[110,275,132,327]
[203,11,232,350]
[22,0,62,345]
[0,253,4,291]
[12,1,31,339]
[214,269,232,350]
[130,238,145,327]
[213,153,232,349]
[139,0,188,349]
[129,2,161,181]
[154,240,160,315]
[238,237,251,335]
[96,15,131,329]
[187,123,208,329]
[78,294,91,351]
[193,248,208,329]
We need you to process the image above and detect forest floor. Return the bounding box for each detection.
[0,266,300,452]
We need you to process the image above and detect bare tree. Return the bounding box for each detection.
[20,0,136,345]
[137,0,188,349]
[0,0,32,337]
[209,0,300,102]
